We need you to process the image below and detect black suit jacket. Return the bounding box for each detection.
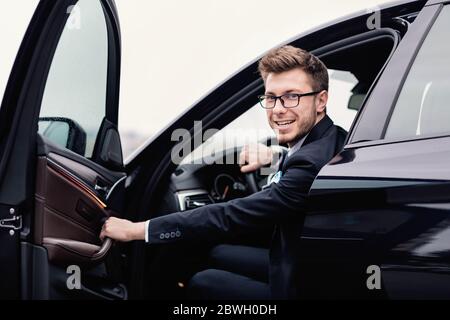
[148,115,347,298]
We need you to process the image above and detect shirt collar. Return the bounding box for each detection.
[287,133,308,157]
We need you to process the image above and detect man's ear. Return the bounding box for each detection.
[315,90,328,114]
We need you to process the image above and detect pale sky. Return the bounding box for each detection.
[115,0,387,136]
[0,0,389,158]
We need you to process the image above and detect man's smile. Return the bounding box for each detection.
[273,119,296,129]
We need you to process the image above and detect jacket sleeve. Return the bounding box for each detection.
[147,155,319,244]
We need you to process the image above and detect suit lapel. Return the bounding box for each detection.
[302,115,334,147]
[281,115,334,172]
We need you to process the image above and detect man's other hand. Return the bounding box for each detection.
[239,143,274,173]
[100,217,146,242]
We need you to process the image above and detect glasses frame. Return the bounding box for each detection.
[258,91,320,109]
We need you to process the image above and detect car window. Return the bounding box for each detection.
[180,102,273,165]
[38,0,108,158]
[182,68,358,164]
[327,69,359,130]
[385,5,450,140]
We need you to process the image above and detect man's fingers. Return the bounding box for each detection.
[240,162,260,173]
[239,148,248,165]
[100,217,112,240]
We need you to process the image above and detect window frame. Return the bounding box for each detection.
[37,0,121,160]
[0,0,121,202]
[347,3,444,148]
[383,4,450,142]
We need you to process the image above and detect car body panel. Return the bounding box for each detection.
[302,3,450,299]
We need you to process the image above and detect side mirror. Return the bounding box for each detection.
[91,118,123,171]
[38,117,86,156]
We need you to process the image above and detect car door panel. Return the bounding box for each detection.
[0,0,125,299]
[35,157,107,264]
[34,135,125,266]
[294,2,449,299]
[300,136,450,299]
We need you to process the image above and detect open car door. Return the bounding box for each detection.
[0,0,127,299]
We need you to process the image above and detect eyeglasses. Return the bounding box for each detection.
[258,91,320,109]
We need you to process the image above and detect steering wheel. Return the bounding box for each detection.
[245,171,260,193]
[243,146,288,193]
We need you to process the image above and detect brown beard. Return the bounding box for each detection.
[285,103,317,146]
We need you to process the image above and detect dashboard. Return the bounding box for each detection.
[171,161,250,211]
[158,145,281,213]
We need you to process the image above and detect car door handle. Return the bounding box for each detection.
[92,237,113,261]
[43,236,113,265]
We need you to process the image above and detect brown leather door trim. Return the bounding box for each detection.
[42,204,98,236]
[43,237,112,265]
[47,158,107,209]
[49,152,114,186]
[35,156,114,266]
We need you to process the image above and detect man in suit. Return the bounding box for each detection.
[100,45,347,299]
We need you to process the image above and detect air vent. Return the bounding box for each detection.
[184,194,213,210]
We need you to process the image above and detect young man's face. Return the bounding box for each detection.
[264,68,327,147]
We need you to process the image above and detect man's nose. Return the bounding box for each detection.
[273,98,286,114]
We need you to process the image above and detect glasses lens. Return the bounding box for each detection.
[281,94,300,108]
[259,95,275,109]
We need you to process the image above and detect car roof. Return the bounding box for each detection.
[306,0,424,33]
[269,0,426,52]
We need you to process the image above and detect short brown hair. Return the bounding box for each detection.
[258,45,328,91]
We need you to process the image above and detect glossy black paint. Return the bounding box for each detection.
[304,30,450,300]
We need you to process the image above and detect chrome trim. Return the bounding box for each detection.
[106,175,127,200]
[176,189,210,211]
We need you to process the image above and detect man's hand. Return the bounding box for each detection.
[239,143,274,173]
[100,217,146,242]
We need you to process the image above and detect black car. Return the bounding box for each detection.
[0,0,449,300]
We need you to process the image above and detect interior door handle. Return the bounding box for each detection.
[41,158,123,266]
[92,237,113,261]
[43,236,114,265]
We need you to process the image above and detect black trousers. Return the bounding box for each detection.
[188,244,270,300]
